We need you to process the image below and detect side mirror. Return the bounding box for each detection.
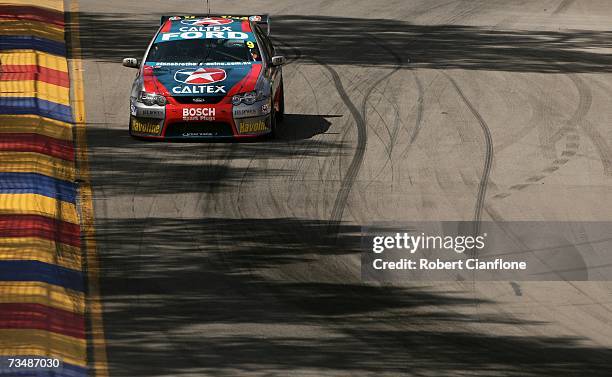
[271,56,286,66]
[122,58,139,68]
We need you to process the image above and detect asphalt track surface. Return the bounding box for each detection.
[75,1,612,376]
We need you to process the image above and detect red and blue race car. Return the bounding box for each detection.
[122,15,285,139]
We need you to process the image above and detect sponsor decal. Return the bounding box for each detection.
[174,68,226,85]
[220,15,250,20]
[261,102,271,114]
[234,108,259,117]
[173,68,228,95]
[183,132,214,137]
[193,98,207,103]
[132,118,161,135]
[179,26,233,32]
[137,108,164,118]
[172,86,225,94]
[130,103,137,116]
[160,31,248,41]
[239,119,269,134]
[249,16,262,22]
[152,62,251,67]
[169,16,182,21]
[180,17,233,26]
[183,107,216,121]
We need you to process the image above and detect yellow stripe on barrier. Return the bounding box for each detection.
[0,115,73,141]
[0,281,84,314]
[0,193,78,224]
[0,329,86,367]
[0,50,68,73]
[0,20,65,42]
[0,0,64,11]
[0,151,75,182]
[0,237,81,270]
[0,80,70,106]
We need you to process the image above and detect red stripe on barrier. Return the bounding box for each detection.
[0,133,75,161]
[0,6,65,27]
[0,303,85,339]
[1,66,70,88]
[0,215,81,247]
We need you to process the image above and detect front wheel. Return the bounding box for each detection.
[276,81,285,123]
[269,105,278,139]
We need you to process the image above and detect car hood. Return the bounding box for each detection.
[142,62,262,97]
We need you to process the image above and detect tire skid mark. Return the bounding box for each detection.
[568,74,612,176]
[321,61,367,231]
[338,67,406,164]
[553,0,575,15]
[364,34,405,159]
[491,74,591,200]
[445,74,494,226]
[319,35,404,231]
[399,72,443,160]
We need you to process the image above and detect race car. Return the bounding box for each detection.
[122,15,285,139]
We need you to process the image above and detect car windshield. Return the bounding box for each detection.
[146,39,262,63]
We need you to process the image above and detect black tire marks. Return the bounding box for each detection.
[322,62,367,231]
[569,74,612,176]
[553,0,575,15]
[491,72,612,201]
[323,36,405,231]
[445,74,494,225]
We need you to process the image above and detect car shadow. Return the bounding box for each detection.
[276,113,337,141]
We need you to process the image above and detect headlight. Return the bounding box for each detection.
[232,90,268,106]
[138,91,166,106]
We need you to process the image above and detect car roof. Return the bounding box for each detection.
[155,16,259,44]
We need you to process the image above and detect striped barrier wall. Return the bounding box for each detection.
[0,1,90,376]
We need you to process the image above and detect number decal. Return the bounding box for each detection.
[246,41,255,49]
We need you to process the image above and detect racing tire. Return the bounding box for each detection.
[269,105,278,139]
[276,81,285,123]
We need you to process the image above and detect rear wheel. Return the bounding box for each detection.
[269,81,284,139]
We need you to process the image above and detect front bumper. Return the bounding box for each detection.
[129,98,272,139]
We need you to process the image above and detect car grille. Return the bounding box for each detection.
[166,122,233,138]
[173,96,225,105]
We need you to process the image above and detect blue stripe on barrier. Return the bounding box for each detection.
[0,98,73,123]
[0,361,88,377]
[0,261,84,292]
[0,36,66,56]
[0,173,76,203]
